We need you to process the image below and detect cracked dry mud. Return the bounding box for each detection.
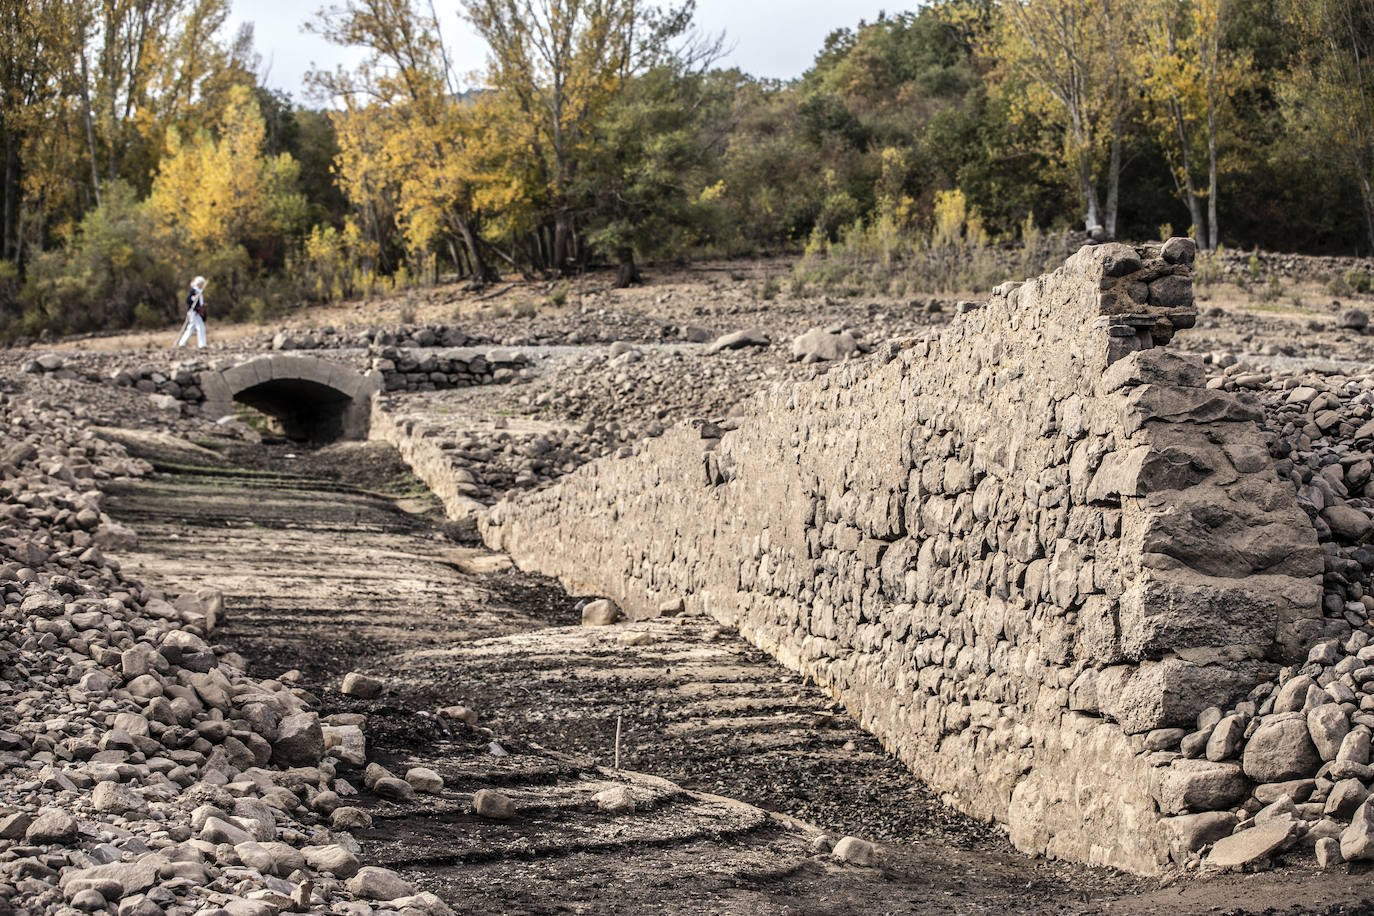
[99,440,1374,914]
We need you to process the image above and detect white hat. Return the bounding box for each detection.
[192,276,206,290]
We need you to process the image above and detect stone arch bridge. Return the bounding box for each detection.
[198,354,381,442]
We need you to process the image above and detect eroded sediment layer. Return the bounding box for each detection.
[475,241,1324,873]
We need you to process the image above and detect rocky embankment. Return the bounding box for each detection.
[0,387,454,913]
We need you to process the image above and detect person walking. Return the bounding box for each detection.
[177,276,208,348]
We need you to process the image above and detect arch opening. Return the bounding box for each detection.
[233,378,354,444]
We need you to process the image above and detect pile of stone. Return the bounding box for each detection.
[0,388,450,914]
[18,355,80,381]
[267,324,486,352]
[15,354,212,420]
[1139,359,1374,870]
[517,344,803,433]
[1209,249,1374,285]
[790,326,864,363]
[369,347,530,393]
[109,364,207,412]
[481,308,688,347]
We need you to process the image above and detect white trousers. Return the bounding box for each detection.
[177,312,206,348]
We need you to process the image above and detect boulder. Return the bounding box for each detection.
[593,786,636,813]
[374,776,415,801]
[790,327,860,362]
[1242,716,1322,783]
[26,808,78,844]
[347,866,415,902]
[1308,704,1352,761]
[91,781,147,816]
[341,671,383,699]
[1206,816,1299,868]
[199,816,253,846]
[405,767,444,794]
[302,844,360,878]
[1156,760,1248,814]
[832,836,877,866]
[1323,506,1373,543]
[1325,778,1369,818]
[1205,715,1247,761]
[272,712,324,767]
[92,521,138,551]
[706,328,769,353]
[1340,308,1370,330]
[1163,811,1236,859]
[581,599,621,627]
[473,789,515,819]
[1161,236,1197,265]
[61,858,160,897]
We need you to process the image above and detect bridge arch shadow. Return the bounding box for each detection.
[198,355,382,443]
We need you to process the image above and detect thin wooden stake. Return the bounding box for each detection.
[614,714,623,770]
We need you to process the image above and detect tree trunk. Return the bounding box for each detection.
[78,52,101,207]
[1362,174,1374,256]
[1206,101,1220,251]
[552,211,571,276]
[445,238,461,277]
[457,216,499,285]
[1104,119,1122,240]
[614,248,641,288]
[1078,139,1103,238]
[3,134,16,264]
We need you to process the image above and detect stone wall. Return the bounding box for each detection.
[477,241,1325,873]
[369,346,527,393]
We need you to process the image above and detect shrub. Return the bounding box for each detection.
[1194,250,1224,288]
[1255,276,1284,302]
[1327,275,1355,297]
[1345,269,1373,293]
[132,302,165,329]
[547,282,569,309]
[21,182,178,334]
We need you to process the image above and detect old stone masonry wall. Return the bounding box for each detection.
[479,240,1324,873]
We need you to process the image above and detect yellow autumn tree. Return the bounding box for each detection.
[1138,0,1247,250]
[310,0,500,282]
[978,0,1137,238]
[147,84,305,286]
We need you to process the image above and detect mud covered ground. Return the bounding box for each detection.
[102,440,1374,915]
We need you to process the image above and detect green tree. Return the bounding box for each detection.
[1139,0,1247,249]
[576,64,728,285]
[462,0,715,275]
[21,180,176,332]
[1281,0,1374,250]
[147,84,306,285]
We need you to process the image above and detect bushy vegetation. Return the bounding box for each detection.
[7,0,1374,340]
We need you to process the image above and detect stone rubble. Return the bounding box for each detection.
[1124,357,1374,870]
[0,385,455,914]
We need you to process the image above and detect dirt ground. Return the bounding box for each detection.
[102,440,1374,915]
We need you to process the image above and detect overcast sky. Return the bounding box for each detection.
[229,0,898,101]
